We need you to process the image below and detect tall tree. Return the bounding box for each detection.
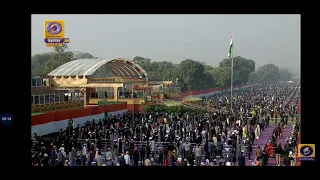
[44,44,74,75]
[74,52,95,59]
[218,56,255,85]
[32,49,95,76]
[279,68,292,81]
[248,63,281,83]
[178,59,207,91]
[211,67,231,87]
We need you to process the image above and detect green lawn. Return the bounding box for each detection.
[183,96,202,102]
[32,112,46,116]
[163,101,183,107]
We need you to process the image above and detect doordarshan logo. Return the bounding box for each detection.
[298,144,315,161]
[1,112,13,126]
[46,21,63,35]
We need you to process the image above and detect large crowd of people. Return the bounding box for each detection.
[31,83,300,166]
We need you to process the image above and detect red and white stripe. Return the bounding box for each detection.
[32,103,128,136]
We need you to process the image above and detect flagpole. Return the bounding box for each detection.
[231,56,234,114]
[228,32,234,116]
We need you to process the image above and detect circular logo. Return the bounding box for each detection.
[300,145,314,156]
[46,22,62,35]
[0,112,13,126]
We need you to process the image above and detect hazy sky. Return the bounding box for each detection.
[32,14,300,70]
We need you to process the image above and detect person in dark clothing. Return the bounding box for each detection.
[228,150,236,166]
[119,154,125,166]
[217,141,223,157]
[274,129,278,140]
[247,142,252,160]
[204,140,209,159]
[188,150,195,166]
[130,140,135,156]
[140,147,145,166]
[158,149,163,166]
[283,144,291,157]
[238,152,245,166]
[118,139,122,155]
[76,154,81,166]
[208,140,215,161]
[42,154,49,166]
[275,143,283,166]
[183,158,188,166]
[133,148,139,166]
[146,143,151,159]
[284,154,290,166]
[262,149,269,166]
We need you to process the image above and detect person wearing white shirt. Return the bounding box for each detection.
[82,144,87,165]
[212,135,218,147]
[60,144,66,158]
[124,151,130,166]
[226,118,230,127]
[150,139,155,158]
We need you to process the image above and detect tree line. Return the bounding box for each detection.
[132,56,293,91]
[31,44,293,92]
[31,44,95,76]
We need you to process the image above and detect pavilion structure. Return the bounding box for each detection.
[47,58,153,108]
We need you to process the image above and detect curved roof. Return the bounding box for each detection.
[48,58,148,77]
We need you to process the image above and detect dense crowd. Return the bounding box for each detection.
[31,83,300,166]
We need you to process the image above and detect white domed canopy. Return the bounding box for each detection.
[48,58,148,78]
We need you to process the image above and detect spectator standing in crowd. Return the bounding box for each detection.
[157,149,163,166]
[113,143,119,165]
[228,150,237,166]
[195,144,202,166]
[238,152,245,166]
[140,146,146,166]
[106,157,114,166]
[208,140,214,162]
[275,143,283,166]
[82,144,87,166]
[119,154,125,166]
[124,151,130,166]
[183,140,191,159]
[146,143,151,159]
[106,148,112,160]
[261,149,269,166]
[57,149,63,166]
[247,142,252,160]
[151,139,155,158]
[133,147,139,166]
[288,151,296,166]
[256,146,263,165]
[95,150,103,166]
[284,153,290,166]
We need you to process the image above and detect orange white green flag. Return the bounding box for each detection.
[228,33,234,59]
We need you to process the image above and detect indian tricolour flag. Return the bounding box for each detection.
[228,33,234,59]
